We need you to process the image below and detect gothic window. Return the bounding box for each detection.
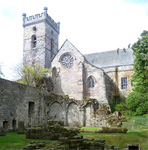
[31,35,37,48]
[60,53,74,68]
[87,76,95,88]
[121,77,127,89]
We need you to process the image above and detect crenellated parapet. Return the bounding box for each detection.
[22,7,60,33]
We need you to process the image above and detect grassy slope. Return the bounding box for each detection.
[80,130,148,150]
[0,132,51,150]
[80,115,148,150]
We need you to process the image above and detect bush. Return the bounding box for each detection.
[115,104,126,111]
[136,101,148,115]
[126,92,148,115]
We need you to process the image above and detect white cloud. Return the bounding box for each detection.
[0,0,148,80]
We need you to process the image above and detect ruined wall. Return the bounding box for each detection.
[44,94,110,127]
[0,77,112,131]
[0,78,43,131]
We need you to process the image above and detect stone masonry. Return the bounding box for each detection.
[0,7,135,131]
[0,77,118,131]
[23,7,60,68]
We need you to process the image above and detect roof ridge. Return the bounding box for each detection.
[84,48,132,56]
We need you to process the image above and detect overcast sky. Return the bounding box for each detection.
[0,0,148,80]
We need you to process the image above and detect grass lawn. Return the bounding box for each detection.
[0,115,148,150]
[0,132,52,150]
[81,126,100,131]
[80,128,148,150]
[0,130,147,150]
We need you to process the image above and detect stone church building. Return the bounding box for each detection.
[23,7,134,104]
[0,8,134,130]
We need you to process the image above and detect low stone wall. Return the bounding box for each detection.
[24,136,119,150]
[26,121,78,140]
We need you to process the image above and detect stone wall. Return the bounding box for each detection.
[23,8,59,68]
[44,94,110,127]
[52,40,109,105]
[0,78,42,131]
[0,78,112,131]
[104,65,134,98]
[84,62,108,104]
[52,40,85,100]
[23,22,46,67]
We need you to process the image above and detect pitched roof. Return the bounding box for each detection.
[84,48,134,68]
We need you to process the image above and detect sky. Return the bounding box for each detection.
[0,0,148,80]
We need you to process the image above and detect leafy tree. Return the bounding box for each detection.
[132,30,148,93]
[17,64,52,87]
[126,30,148,115]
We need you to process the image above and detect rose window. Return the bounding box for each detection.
[60,53,74,68]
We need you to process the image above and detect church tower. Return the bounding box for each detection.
[22,7,60,68]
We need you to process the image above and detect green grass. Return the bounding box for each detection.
[0,115,148,150]
[79,130,148,150]
[81,126,100,131]
[123,114,148,131]
[0,132,51,150]
[80,114,148,150]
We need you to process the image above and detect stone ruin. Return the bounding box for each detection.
[26,121,79,140]
[23,138,119,150]
[24,121,119,150]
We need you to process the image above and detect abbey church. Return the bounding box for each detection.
[0,8,134,130]
[23,7,134,104]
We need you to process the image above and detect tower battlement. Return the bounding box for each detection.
[22,7,60,33]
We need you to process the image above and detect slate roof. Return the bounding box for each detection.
[84,48,134,68]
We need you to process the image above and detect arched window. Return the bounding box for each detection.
[31,35,37,48]
[87,76,95,88]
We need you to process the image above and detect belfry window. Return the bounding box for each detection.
[121,77,127,89]
[87,76,95,88]
[31,35,37,48]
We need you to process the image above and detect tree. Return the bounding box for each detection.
[16,64,52,88]
[132,30,148,93]
[126,30,148,115]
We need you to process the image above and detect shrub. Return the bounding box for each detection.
[126,92,148,115]
[115,104,126,111]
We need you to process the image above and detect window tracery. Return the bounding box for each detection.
[60,53,74,68]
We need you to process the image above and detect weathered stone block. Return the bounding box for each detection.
[17,121,25,134]
[0,127,5,136]
[98,127,128,133]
